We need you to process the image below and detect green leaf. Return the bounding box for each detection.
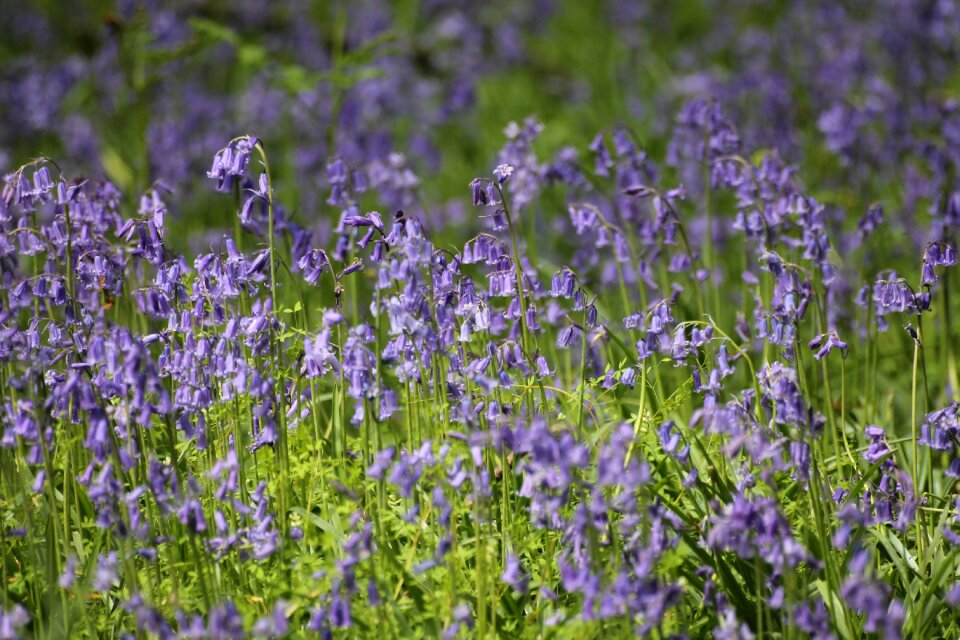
[290,507,346,543]
[101,146,135,193]
[188,18,240,45]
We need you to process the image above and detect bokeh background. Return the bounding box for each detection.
[5,0,958,256]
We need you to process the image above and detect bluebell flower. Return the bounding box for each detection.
[808,331,848,360]
[208,137,257,192]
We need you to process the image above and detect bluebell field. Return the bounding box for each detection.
[3,1,960,638]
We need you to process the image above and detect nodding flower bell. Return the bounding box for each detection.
[470,178,489,206]
[921,241,958,285]
[807,331,848,360]
[207,137,258,192]
[297,249,330,285]
[873,275,920,315]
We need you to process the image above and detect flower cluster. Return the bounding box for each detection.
[3,2,960,639]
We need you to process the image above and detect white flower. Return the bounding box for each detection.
[493,164,514,184]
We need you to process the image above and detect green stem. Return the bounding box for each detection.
[577,308,589,432]
[495,183,533,356]
[254,140,290,537]
[911,325,926,556]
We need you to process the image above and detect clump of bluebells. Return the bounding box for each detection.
[6,5,960,640]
